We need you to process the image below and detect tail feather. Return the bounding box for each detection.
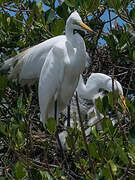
[0,51,27,70]
[0,51,27,80]
[0,57,16,71]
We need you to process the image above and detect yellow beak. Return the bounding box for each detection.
[79,22,93,32]
[119,92,129,114]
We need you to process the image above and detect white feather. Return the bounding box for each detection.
[38,11,92,127]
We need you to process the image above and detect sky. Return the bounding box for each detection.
[36,0,126,45]
[3,0,127,46]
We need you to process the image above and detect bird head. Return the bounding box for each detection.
[106,79,129,113]
[66,11,93,33]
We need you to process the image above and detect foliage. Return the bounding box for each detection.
[0,0,135,179]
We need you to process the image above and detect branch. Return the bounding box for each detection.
[75,92,96,177]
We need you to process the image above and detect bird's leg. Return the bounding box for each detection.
[54,100,65,159]
[54,101,81,179]
[67,105,70,127]
[54,100,57,120]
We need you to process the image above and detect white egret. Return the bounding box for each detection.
[77,73,123,99]
[77,73,128,114]
[77,72,129,135]
[0,12,92,87]
[59,73,128,149]
[38,11,92,127]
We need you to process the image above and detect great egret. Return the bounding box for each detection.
[0,12,92,86]
[38,11,92,127]
[77,73,128,113]
[59,73,128,149]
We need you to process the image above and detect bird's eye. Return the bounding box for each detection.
[73,29,85,37]
[73,29,78,34]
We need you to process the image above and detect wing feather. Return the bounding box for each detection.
[38,46,65,127]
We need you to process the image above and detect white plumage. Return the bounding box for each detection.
[77,73,123,99]
[77,73,128,120]
[38,11,92,127]
[59,73,126,149]
[0,12,91,87]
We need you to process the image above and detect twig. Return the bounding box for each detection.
[1,158,15,180]
[108,8,112,30]
[26,114,32,178]
[112,71,128,77]
[112,67,115,111]
[75,92,96,177]
[43,148,58,180]
[104,15,118,24]
[126,66,134,97]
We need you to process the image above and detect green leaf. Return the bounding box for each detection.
[107,0,122,12]
[16,129,25,147]
[109,160,117,175]
[64,0,76,7]
[7,17,10,24]
[46,9,56,24]
[30,168,42,180]
[95,97,103,113]
[133,50,135,61]
[17,94,23,110]
[119,32,127,48]
[40,171,53,180]
[0,75,7,101]
[130,175,135,180]
[15,161,26,180]
[46,117,56,135]
[86,0,100,12]
[0,121,7,136]
[0,75,7,91]
[129,126,135,144]
[56,2,69,20]
[88,142,100,160]
[91,126,99,138]
[0,177,6,180]
[38,1,44,12]
[119,150,128,164]
[102,95,109,113]
[108,92,113,107]
[129,8,135,21]
[102,118,113,134]
[102,163,112,179]
[51,19,65,36]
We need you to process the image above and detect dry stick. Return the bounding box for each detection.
[126,66,134,97]
[16,151,59,169]
[108,8,112,30]
[75,92,96,177]
[1,158,15,180]
[43,149,58,180]
[26,115,32,179]
[118,13,135,26]
[104,15,118,24]
[112,71,128,77]
[112,67,115,111]
[1,103,13,117]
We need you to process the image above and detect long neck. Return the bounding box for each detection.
[76,75,87,97]
[65,23,86,73]
[65,23,85,50]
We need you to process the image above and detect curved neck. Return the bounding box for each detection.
[65,23,84,49]
[77,74,111,100]
[65,22,86,74]
[76,75,86,97]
